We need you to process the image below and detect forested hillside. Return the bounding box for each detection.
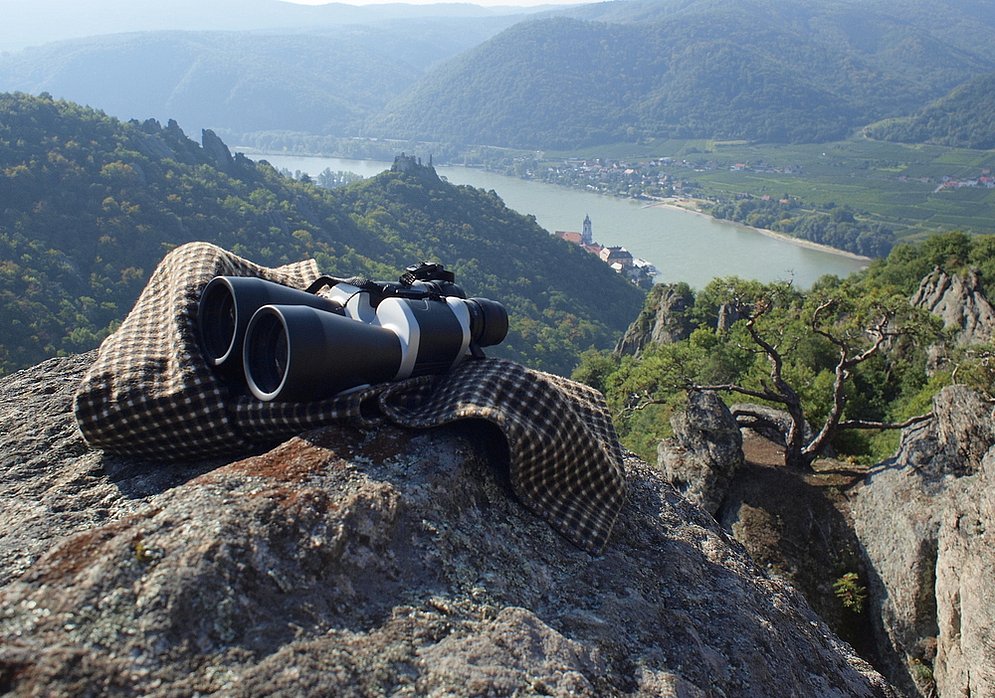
[372,0,995,148]
[574,232,995,464]
[4,0,992,151]
[0,0,527,51]
[0,19,520,139]
[0,93,644,376]
[865,71,995,150]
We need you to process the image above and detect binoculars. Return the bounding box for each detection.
[197,262,508,402]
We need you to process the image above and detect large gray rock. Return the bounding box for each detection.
[0,355,896,696]
[933,448,995,696]
[658,390,743,515]
[614,283,694,356]
[911,267,995,346]
[201,128,237,175]
[729,402,815,449]
[717,301,745,332]
[661,395,873,663]
[852,385,995,698]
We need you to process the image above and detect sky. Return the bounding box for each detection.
[284,0,599,6]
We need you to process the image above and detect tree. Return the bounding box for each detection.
[624,278,940,469]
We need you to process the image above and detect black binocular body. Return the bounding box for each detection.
[196,263,508,402]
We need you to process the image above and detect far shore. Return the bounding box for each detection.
[242,149,874,267]
[645,198,874,264]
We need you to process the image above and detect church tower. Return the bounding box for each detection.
[582,214,593,245]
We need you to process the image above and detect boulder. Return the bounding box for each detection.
[911,267,995,346]
[717,301,744,332]
[851,385,995,697]
[0,354,895,696]
[730,402,815,448]
[657,390,743,515]
[661,396,874,663]
[201,128,236,175]
[614,283,694,356]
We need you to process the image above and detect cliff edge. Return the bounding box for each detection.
[0,353,893,696]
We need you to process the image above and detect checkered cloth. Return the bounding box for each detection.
[73,242,626,553]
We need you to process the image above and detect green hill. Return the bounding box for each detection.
[370,0,995,148]
[0,0,528,52]
[5,0,992,152]
[0,17,522,140]
[575,231,995,465]
[865,71,995,149]
[0,93,645,376]
[0,31,419,137]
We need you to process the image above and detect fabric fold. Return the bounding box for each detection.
[73,242,625,553]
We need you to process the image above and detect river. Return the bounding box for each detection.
[241,152,869,290]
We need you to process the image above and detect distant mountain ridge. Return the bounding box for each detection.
[371,0,995,147]
[866,71,995,150]
[0,30,427,137]
[3,0,993,149]
[0,17,525,138]
[0,93,644,375]
[0,0,534,52]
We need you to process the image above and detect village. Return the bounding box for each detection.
[495,151,995,205]
[554,214,657,288]
[929,170,995,192]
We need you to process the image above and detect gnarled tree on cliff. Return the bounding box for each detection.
[620,277,941,469]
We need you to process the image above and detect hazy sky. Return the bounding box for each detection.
[285,0,598,6]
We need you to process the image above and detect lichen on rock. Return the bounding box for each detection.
[0,354,895,696]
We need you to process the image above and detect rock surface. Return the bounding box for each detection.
[657,390,743,515]
[911,267,995,346]
[201,128,237,175]
[650,382,995,698]
[729,402,814,448]
[0,354,895,697]
[656,394,879,671]
[717,301,745,333]
[851,385,995,698]
[614,283,694,356]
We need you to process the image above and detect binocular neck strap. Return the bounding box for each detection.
[305,275,373,295]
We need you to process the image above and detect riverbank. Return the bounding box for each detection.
[246,148,873,266]
[244,151,870,289]
[647,198,873,264]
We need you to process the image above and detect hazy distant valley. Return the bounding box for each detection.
[3,0,993,254]
[3,0,993,149]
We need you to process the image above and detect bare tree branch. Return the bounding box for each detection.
[838,413,933,430]
[690,383,786,403]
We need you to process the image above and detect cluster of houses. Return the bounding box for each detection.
[895,168,995,193]
[554,215,657,287]
[932,169,995,193]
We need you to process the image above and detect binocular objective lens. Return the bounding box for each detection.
[199,282,237,362]
[245,311,289,396]
[467,298,509,347]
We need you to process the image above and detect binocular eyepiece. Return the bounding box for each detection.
[197,264,508,402]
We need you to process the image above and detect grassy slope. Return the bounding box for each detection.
[541,137,995,239]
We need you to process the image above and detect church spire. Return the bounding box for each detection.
[582,214,593,245]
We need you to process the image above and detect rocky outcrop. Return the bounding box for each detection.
[614,283,694,356]
[717,301,745,332]
[911,267,995,346]
[201,128,237,175]
[655,384,995,698]
[852,386,995,698]
[730,402,814,448]
[658,395,875,666]
[0,354,895,696]
[657,390,743,515]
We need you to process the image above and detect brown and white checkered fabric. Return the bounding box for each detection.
[73,242,626,553]
[376,362,627,553]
